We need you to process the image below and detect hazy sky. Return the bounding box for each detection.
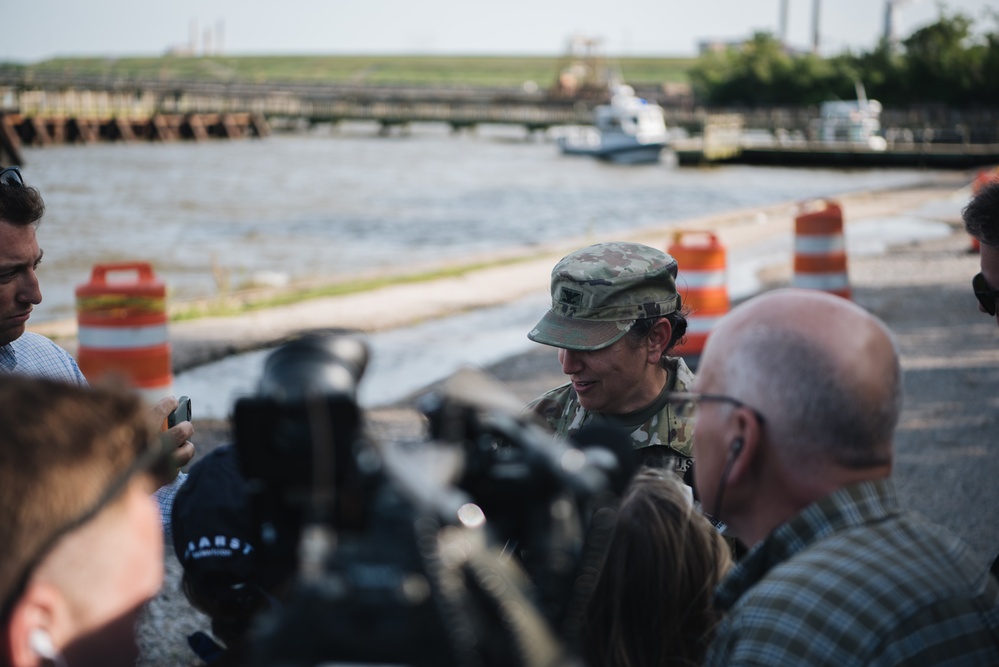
[2,0,996,62]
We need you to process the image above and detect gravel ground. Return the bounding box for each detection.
[136,192,999,666]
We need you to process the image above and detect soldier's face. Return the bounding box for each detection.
[558,337,656,414]
[980,243,999,329]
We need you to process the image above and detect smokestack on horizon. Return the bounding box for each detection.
[884,1,895,47]
[812,0,821,54]
[883,0,914,51]
[780,0,789,47]
[189,18,198,54]
[216,19,225,55]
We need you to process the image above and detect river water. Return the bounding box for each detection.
[21,122,946,323]
[17,123,959,418]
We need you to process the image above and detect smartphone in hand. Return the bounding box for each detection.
[167,396,192,428]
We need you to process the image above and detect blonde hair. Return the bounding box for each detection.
[581,470,732,667]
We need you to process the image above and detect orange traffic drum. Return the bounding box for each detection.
[75,262,172,401]
[668,231,730,363]
[793,199,851,300]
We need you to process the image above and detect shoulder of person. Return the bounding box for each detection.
[667,356,696,391]
[525,382,573,415]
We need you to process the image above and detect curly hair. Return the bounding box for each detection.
[627,295,689,358]
[0,180,45,227]
[963,180,999,247]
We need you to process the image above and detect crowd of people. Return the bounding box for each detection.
[2,165,999,666]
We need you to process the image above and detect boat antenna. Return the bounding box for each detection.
[855,80,869,110]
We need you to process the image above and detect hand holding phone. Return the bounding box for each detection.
[167,396,192,428]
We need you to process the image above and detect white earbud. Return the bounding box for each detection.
[29,628,55,660]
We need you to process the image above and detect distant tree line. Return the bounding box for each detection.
[689,9,999,106]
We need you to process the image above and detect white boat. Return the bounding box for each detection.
[814,83,888,151]
[556,85,669,164]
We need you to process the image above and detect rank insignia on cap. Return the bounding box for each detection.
[560,287,583,306]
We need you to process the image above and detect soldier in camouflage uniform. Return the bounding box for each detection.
[525,242,695,475]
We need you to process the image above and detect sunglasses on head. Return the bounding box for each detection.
[0,166,24,188]
[972,272,999,316]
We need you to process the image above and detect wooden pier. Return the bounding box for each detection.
[0,73,594,164]
[0,73,592,131]
[673,136,999,170]
[0,111,269,165]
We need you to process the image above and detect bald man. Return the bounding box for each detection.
[678,289,999,666]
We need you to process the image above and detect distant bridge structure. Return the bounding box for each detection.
[0,72,600,134]
[7,72,994,169]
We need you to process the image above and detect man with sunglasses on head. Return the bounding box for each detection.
[965,179,999,328]
[687,288,999,666]
[0,166,194,536]
[1,376,168,667]
[0,166,84,384]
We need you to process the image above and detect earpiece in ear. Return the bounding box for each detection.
[730,438,744,455]
[29,628,55,660]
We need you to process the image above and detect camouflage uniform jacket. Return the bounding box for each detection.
[525,356,695,474]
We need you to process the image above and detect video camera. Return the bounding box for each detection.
[233,332,637,666]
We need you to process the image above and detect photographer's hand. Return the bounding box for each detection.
[153,395,196,475]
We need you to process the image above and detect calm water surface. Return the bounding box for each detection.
[20,123,946,322]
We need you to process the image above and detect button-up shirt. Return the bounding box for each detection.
[1,331,186,541]
[0,331,88,385]
[706,478,999,666]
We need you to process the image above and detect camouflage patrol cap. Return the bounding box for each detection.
[528,242,679,351]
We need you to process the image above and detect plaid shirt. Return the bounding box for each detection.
[0,332,87,385]
[1,331,186,540]
[706,479,999,666]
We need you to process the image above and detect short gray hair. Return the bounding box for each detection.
[720,323,901,470]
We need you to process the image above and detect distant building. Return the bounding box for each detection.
[661,82,693,105]
[697,36,809,57]
[163,17,224,57]
[164,44,195,57]
[697,39,747,55]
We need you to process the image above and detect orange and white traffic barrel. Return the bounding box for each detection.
[972,168,999,195]
[793,199,851,300]
[75,262,172,402]
[668,231,730,363]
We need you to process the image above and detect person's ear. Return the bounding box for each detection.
[725,407,764,487]
[645,318,673,363]
[6,582,70,667]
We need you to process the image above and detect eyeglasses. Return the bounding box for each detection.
[0,433,173,622]
[0,166,24,188]
[666,391,766,425]
[973,272,999,316]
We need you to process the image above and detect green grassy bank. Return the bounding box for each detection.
[2,54,694,88]
[168,252,543,322]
